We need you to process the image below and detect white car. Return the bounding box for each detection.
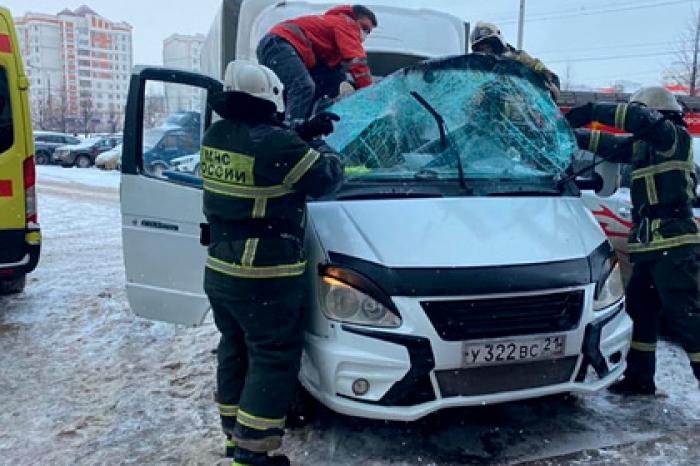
[95,143,122,170]
[170,152,200,177]
[120,55,631,421]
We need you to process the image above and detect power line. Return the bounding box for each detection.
[495,0,696,25]
[547,50,678,64]
[489,0,674,22]
[584,69,665,80]
[535,39,687,57]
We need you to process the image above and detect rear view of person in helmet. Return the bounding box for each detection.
[200,60,343,465]
[566,86,700,395]
[470,21,561,100]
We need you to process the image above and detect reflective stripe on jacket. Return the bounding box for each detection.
[201,117,343,279]
[574,103,700,259]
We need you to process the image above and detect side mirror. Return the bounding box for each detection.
[594,159,620,197]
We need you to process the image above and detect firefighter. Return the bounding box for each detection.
[256,4,377,122]
[201,60,343,465]
[566,86,700,395]
[470,21,561,100]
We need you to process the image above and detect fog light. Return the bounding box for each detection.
[352,378,370,396]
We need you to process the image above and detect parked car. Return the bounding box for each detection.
[95,143,123,170]
[142,126,200,178]
[52,135,120,168]
[164,111,200,132]
[33,131,81,165]
[171,151,200,177]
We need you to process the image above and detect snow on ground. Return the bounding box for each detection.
[37,165,121,190]
[1,167,699,465]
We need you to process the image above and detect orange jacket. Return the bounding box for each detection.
[270,5,373,88]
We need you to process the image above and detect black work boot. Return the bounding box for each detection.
[608,376,657,396]
[609,348,657,395]
[225,435,236,458]
[233,448,291,466]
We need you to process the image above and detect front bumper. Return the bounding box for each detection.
[52,151,71,164]
[300,286,631,421]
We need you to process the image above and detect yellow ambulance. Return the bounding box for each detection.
[0,7,40,294]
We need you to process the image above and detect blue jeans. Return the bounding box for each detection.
[257,34,315,121]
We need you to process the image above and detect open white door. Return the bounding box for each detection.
[121,67,222,326]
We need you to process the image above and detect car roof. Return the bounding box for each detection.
[34,131,75,137]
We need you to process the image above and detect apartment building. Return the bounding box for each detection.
[162,34,204,114]
[15,5,133,132]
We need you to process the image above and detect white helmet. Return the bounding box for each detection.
[470,21,507,51]
[629,86,682,113]
[223,60,285,112]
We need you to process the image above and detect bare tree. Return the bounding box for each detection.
[108,106,120,134]
[80,96,95,136]
[667,9,700,95]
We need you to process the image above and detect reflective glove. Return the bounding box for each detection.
[295,112,341,141]
[565,103,594,128]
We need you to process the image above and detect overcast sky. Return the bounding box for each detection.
[7,0,700,89]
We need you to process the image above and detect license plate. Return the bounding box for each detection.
[462,335,566,367]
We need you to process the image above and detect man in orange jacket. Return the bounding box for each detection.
[257,4,377,122]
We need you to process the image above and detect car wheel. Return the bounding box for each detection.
[75,154,92,168]
[35,151,50,165]
[0,275,26,295]
[151,162,168,179]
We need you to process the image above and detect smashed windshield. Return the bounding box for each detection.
[325,54,577,184]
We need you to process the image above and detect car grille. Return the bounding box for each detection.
[421,290,585,341]
[436,356,579,397]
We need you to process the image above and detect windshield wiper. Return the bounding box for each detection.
[409,91,468,191]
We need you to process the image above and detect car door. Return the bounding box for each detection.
[121,67,222,325]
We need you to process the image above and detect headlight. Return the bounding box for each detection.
[319,275,401,328]
[594,263,624,310]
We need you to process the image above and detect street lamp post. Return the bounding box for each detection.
[517,0,526,50]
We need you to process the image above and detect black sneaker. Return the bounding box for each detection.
[233,448,291,466]
[608,377,656,396]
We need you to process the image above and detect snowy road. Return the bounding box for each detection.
[1,166,699,465]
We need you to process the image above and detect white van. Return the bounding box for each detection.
[120,3,631,422]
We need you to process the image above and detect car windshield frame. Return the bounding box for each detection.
[323,54,577,191]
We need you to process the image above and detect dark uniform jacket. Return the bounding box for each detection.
[504,45,560,99]
[201,92,343,293]
[574,102,700,260]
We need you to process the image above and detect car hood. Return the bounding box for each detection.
[308,196,606,268]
